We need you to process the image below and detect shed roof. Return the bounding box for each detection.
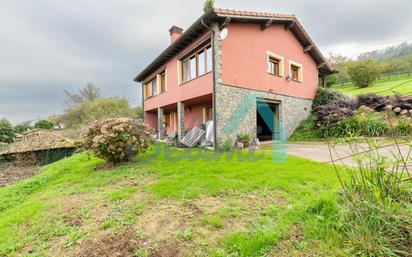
[0,130,75,155]
[134,8,334,82]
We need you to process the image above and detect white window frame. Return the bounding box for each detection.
[266,51,284,77]
[289,60,303,82]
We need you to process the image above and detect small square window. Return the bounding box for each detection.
[268,57,281,76]
[267,52,283,77]
[291,64,301,81]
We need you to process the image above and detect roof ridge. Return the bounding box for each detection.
[213,7,296,18]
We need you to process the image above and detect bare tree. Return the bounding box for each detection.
[64,82,102,108]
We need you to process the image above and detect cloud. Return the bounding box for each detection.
[0,0,411,123]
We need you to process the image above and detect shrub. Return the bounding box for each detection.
[236,133,250,144]
[34,120,54,129]
[312,88,343,111]
[219,139,232,152]
[319,113,388,138]
[203,0,214,13]
[13,122,32,133]
[347,59,380,88]
[357,93,388,111]
[0,118,15,143]
[82,118,153,164]
[389,94,412,110]
[315,98,357,126]
[394,117,412,136]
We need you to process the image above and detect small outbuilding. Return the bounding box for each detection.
[0,129,76,165]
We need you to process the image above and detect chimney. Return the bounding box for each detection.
[169,26,183,43]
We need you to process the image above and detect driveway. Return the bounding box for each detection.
[263,140,412,171]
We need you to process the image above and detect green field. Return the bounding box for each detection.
[333,74,412,96]
[0,145,346,257]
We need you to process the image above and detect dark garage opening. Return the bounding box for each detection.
[257,100,280,141]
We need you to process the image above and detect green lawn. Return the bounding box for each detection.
[0,145,346,257]
[333,74,412,96]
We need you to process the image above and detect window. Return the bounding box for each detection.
[266,51,284,76]
[198,50,205,76]
[182,59,191,83]
[289,61,303,82]
[160,72,166,93]
[206,46,212,73]
[268,57,280,76]
[291,65,299,81]
[190,56,196,80]
[181,44,212,84]
[151,79,157,96]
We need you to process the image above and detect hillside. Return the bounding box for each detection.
[332,75,412,96]
[0,146,345,257]
[358,42,412,60]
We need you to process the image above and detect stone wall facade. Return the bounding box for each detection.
[215,84,313,145]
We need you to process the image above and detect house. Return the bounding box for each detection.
[0,129,76,165]
[134,8,334,148]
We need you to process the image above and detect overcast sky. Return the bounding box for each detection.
[1,0,411,124]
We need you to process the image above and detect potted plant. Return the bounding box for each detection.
[236,133,251,148]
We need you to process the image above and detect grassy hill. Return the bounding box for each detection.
[333,74,412,96]
[0,145,346,257]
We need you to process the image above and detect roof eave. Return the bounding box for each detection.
[135,10,334,82]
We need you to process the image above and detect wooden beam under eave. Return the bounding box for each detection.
[284,21,294,30]
[220,17,231,30]
[304,45,313,53]
[261,19,274,30]
[317,62,327,69]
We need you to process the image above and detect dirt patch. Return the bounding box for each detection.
[78,228,139,257]
[150,240,182,257]
[0,163,38,186]
[62,214,83,227]
[268,226,327,257]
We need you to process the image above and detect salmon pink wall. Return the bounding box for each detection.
[144,112,157,130]
[221,23,318,100]
[143,32,213,112]
[184,104,204,130]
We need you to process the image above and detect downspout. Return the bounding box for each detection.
[140,82,145,122]
[201,18,218,151]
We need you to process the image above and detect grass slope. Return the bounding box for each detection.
[0,145,345,257]
[333,74,412,96]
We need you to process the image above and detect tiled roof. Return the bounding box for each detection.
[0,130,75,155]
[135,8,334,81]
[213,8,295,19]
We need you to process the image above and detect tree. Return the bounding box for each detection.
[133,106,143,120]
[62,98,134,128]
[34,120,54,129]
[64,83,101,108]
[0,118,15,143]
[203,0,215,13]
[347,59,380,88]
[14,121,32,133]
[327,53,350,86]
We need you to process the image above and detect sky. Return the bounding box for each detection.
[0,0,411,124]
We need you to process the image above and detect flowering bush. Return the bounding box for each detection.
[83,118,153,163]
